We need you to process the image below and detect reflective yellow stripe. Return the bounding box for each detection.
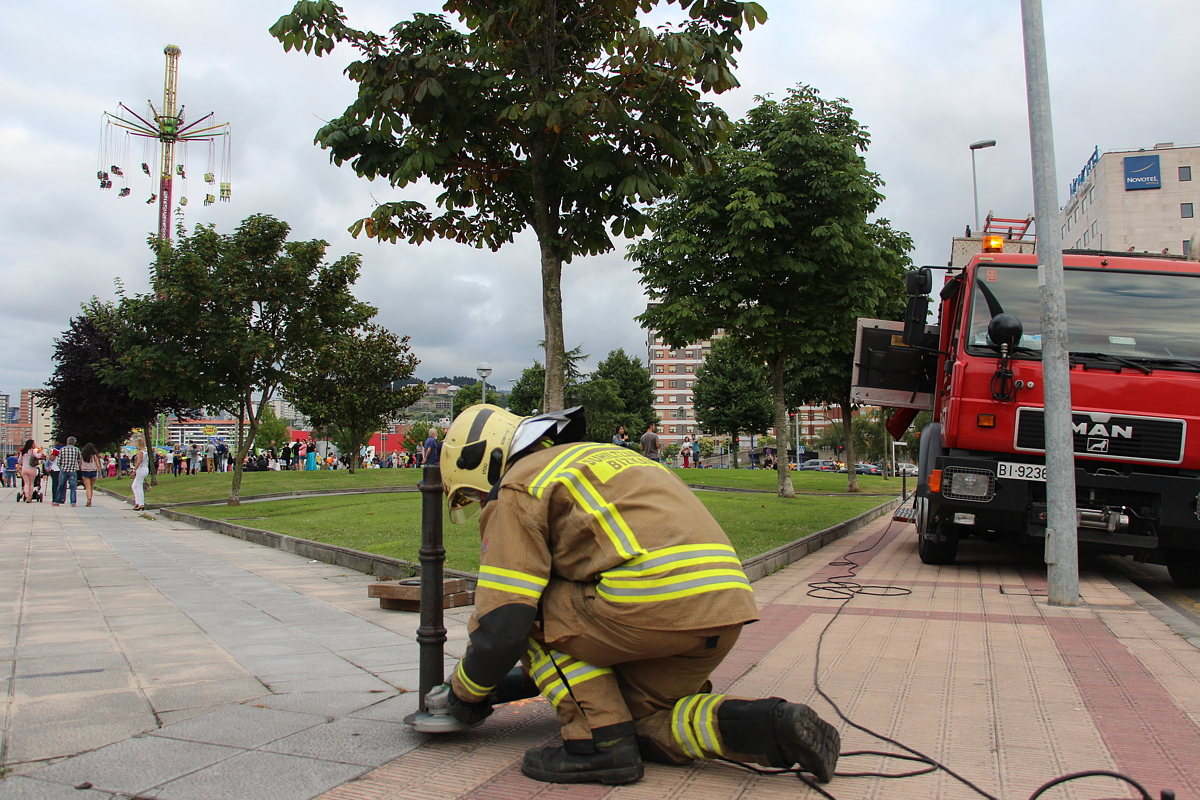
[598,568,752,603]
[554,468,644,559]
[672,695,706,759]
[697,694,725,757]
[527,642,612,709]
[477,566,548,600]
[455,661,494,700]
[529,443,607,498]
[604,543,742,577]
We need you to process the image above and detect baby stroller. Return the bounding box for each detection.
[16,468,44,503]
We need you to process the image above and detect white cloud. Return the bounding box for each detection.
[3,0,1198,399]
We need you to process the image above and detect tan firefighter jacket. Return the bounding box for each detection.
[451,442,759,703]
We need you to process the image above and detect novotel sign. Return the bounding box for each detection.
[1124,154,1161,191]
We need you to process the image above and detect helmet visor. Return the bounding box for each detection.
[447,487,483,524]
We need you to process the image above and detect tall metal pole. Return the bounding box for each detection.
[416,465,447,709]
[157,45,181,242]
[1021,0,1078,606]
[972,148,981,233]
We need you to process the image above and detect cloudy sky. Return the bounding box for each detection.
[3,0,1198,402]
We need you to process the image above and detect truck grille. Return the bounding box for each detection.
[1014,409,1185,464]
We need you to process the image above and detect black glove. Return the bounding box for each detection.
[446,686,494,726]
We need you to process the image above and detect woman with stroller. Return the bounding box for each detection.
[79,443,102,507]
[130,436,149,511]
[18,439,39,502]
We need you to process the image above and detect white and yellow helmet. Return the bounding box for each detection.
[441,404,586,523]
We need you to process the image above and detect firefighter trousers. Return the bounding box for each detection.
[527,578,761,764]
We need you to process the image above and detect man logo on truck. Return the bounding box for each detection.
[1072,422,1132,439]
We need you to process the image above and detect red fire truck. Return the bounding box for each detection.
[853,239,1200,587]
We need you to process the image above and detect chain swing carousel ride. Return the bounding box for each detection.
[98,45,232,241]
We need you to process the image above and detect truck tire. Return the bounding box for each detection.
[1167,552,1200,588]
[919,522,959,565]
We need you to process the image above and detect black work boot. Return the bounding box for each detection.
[717,698,840,783]
[521,735,644,785]
[770,701,840,783]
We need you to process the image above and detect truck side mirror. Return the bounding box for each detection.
[906,268,933,296]
[901,295,930,346]
[987,314,1023,349]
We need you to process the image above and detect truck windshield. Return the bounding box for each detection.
[966,264,1200,367]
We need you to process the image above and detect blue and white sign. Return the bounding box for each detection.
[1124,154,1161,191]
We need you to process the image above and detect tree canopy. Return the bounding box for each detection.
[270,0,766,412]
[288,323,425,471]
[507,362,545,416]
[632,85,912,494]
[36,300,194,451]
[591,347,656,435]
[111,214,372,503]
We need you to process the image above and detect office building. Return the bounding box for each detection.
[1059,142,1200,256]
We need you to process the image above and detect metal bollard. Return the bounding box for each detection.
[416,464,446,712]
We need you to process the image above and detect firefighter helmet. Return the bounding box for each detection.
[441,404,587,523]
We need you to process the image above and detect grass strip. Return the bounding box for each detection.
[182,490,889,574]
[107,466,903,504]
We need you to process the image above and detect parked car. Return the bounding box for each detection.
[894,462,918,477]
[799,459,837,471]
[854,462,882,475]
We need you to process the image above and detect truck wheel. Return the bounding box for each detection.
[1167,552,1200,588]
[919,522,959,565]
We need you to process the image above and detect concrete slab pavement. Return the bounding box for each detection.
[0,485,470,799]
[3,482,1200,799]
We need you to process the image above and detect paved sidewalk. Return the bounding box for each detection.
[3,486,1200,799]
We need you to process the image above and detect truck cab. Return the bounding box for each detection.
[854,245,1200,587]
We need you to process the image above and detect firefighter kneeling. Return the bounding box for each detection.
[437,405,841,785]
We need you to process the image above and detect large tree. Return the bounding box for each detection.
[270,0,766,412]
[507,362,545,416]
[690,336,771,469]
[36,301,194,456]
[633,85,912,496]
[591,347,656,435]
[111,214,372,504]
[289,324,425,472]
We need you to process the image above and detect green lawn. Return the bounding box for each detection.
[676,468,905,494]
[105,465,903,505]
[103,468,424,503]
[180,489,892,573]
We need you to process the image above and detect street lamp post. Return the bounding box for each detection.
[447,385,460,423]
[477,363,492,406]
[969,140,998,232]
[970,139,997,233]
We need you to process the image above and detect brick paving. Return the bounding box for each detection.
[2,484,1199,800]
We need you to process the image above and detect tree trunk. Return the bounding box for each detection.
[767,358,795,498]
[145,416,158,486]
[729,435,739,469]
[538,237,565,412]
[229,393,255,506]
[841,399,860,493]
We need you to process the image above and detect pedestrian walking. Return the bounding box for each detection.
[79,443,101,506]
[56,436,82,506]
[131,436,149,510]
[47,443,62,506]
[681,435,691,468]
[423,428,440,466]
[18,439,39,502]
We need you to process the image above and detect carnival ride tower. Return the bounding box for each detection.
[99,45,232,241]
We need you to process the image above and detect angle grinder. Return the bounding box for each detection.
[405,667,540,733]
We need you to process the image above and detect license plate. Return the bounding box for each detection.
[997,462,1047,481]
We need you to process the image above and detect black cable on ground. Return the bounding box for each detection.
[746,513,1171,800]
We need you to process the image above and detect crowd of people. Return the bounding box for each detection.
[5,437,138,506]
